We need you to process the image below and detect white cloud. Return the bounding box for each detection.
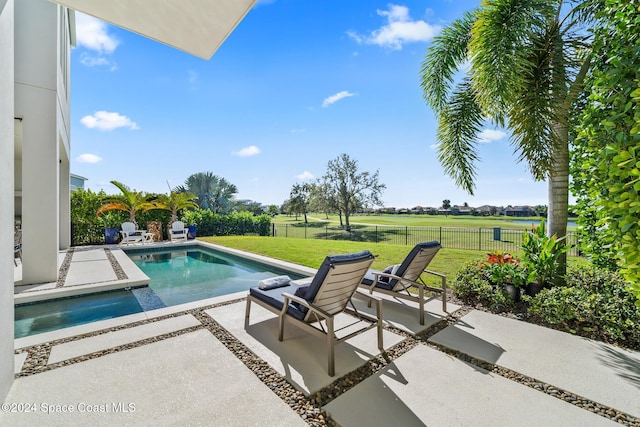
[75,13,119,54]
[477,129,507,143]
[76,153,103,164]
[80,111,139,131]
[296,171,315,181]
[290,128,306,133]
[232,145,261,157]
[322,91,355,108]
[75,13,119,69]
[348,4,441,50]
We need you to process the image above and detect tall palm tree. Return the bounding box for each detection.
[176,172,238,214]
[96,180,155,227]
[152,191,198,223]
[420,0,599,244]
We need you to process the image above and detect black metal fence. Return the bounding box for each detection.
[271,223,580,256]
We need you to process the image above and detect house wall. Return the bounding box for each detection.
[0,0,15,403]
[15,0,71,284]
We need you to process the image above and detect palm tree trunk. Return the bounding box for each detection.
[548,122,569,283]
[547,123,569,241]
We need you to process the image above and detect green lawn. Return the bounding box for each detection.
[199,235,589,287]
[272,213,551,229]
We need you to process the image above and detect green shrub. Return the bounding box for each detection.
[181,209,271,237]
[451,262,514,311]
[528,267,640,347]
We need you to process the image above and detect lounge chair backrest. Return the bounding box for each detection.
[301,250,374,321]
[121,222,137,235]
[172,221,185,232]
[389,241,441,291]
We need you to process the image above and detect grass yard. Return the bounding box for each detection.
[272,213,553,229]
[199,235,589,288]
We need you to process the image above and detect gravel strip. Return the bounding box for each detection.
[55,248,74,288]
[13,298,639,426]
[105,248,128,280]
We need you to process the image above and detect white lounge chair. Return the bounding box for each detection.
[170,221,188,242]
[119,222,145,245]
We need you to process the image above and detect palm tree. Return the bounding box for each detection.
[420,0,599,244]
[152,191,198,223]
[176,172,238,214]
[96,180,155,227]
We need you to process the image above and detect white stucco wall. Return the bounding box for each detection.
[15,0,70,284]
[0,0,15,403]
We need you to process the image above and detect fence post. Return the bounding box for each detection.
[405,226,408,246]
[439,226,442,243]
[272,223,275,237]
[305,223,307,239]
[375,226,378,244]
[478,228,482,251]
[286,224,288,238]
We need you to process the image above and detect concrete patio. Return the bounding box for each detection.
[3,244,639,426]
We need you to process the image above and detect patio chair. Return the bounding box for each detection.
[245,250,383,376]
[119,222,145,245]
[170,221,188,242]
[360,241,447,325]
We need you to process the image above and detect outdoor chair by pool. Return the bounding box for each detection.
[245,250,383,376]
[170,221,188,242]
[360,241,447,325]
[119,222,145,245]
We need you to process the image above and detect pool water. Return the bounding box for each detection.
[15,246,306,338]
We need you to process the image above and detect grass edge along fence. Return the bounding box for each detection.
[271,223,580,256]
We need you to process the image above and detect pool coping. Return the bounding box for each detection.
[14,240,316,305]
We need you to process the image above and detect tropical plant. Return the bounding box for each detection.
[420,0,601,255]
[152,191,198,223]
[96,180,155,227]
[478,251,527,287]
[176,172,238,214]
[521,220,571,287]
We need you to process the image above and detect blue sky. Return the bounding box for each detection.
[70,0,550,209]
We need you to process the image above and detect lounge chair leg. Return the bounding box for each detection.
[327,317,335,377]
[419,287,425,326]
[441,277,447,313]
[245,298,252,319]
[375,298,384,350]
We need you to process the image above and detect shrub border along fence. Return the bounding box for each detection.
[271,223,580,256]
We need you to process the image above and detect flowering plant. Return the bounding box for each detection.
[479,251,527,287]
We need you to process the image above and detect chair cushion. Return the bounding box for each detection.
[249,284,308,321]
[361,271,395,290]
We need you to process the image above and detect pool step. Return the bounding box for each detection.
[131,286,167,311]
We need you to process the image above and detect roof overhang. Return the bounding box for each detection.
[49,0,257,59]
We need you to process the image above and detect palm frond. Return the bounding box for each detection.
[436,77,484,193]
[470,0,557,116]
[420,10,476,112]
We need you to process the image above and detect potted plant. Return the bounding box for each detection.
[478,251,527,302]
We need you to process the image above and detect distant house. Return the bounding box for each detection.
[70,174,87,191]
[504,205,536,217]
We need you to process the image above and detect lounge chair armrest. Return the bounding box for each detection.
[281,292,308,307]
[354,288,382,303]
[424,269,446,279]
[282,292,333,319]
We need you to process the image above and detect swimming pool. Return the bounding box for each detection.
[15,245,307,338]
